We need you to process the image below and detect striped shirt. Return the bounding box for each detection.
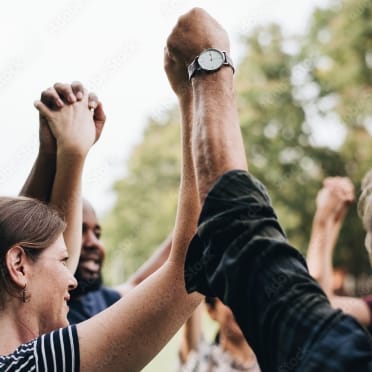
[0,325,79,372]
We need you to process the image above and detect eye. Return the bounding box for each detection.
[95,229,102,239]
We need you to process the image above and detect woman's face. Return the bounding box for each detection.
[27,234,77,334]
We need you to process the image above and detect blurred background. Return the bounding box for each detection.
[1,0,371,370]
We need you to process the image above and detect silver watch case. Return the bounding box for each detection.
[188,48,235,80]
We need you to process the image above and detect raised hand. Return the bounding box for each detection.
[315,177,355,224]
[166,8,230,67]
[38,82,106,154]
[35,84,105,157]
[164,46,191,99]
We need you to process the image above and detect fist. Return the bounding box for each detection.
[315,177,355,223]
[166,8,230,66]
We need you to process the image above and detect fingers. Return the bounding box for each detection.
[323,177,355,203]
[71,81,85,101]
[93,101,106,143]
[53,82,77,104]
[40,82,87,110]
[88,92,99,110]
[39,81,101,116]
[34,100,53,120]
[40,87,64,109]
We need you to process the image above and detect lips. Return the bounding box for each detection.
[78,255,102,279]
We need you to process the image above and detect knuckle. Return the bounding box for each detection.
[71,80,83,90]
[53,82,63,89]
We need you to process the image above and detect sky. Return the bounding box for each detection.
[0,0,329,216]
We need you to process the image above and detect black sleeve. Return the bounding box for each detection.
[185,170,372,371]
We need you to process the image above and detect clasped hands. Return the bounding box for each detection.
[34,81,106,157]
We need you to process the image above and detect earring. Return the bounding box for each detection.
[22,283,28,303]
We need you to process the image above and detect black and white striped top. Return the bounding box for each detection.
[0,325,79,372]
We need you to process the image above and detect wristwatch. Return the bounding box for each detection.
[187,48,235,80]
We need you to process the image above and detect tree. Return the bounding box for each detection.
[103,114,181,283]
[103,0,372,284]
[303,0,372,275]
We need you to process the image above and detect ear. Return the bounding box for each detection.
[5,246,28,288]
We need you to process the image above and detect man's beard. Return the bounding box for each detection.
[71,268,103,297]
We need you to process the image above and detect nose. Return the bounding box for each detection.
[68,274,78,291]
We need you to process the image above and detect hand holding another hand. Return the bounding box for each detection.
[35,82,106,158]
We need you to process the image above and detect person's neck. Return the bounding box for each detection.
[219,332,256,366]
[0,302,39,355]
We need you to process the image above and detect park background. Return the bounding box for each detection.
[1,0,371,370]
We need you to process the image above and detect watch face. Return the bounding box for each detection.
[198,49,224,71]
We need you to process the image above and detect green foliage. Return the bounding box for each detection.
[103,115,181,283]
[103,0,372,283]
[304,0,372,273]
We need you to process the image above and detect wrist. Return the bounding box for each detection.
[178,90,193,107]
[192,67,234,90]
[188,48,234,80]
[38,145,57,158]
[57,146,87,162]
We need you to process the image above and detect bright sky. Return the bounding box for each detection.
[0,0,328,215]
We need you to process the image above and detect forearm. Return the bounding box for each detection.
[169,92,201,264]
[50,151,85,273]
[78,91,203,371]
[306,218,333,296]
[19,150,56,201]
[307,214,344,297]
[180,304,203,363]
[192,69,247,202]
[78,262,200,371]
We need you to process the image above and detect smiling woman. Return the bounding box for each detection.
[0,197,79,358]
[0,197,68,310]
[0,28,203,367]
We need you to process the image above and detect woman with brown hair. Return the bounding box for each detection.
[0,77,202,371]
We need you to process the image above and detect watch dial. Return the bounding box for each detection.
[198,49,224,71]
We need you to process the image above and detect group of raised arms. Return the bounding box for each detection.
[0,8,372,372]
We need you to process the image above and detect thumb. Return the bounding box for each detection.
[93,101,106,143]
[34,100,53,120]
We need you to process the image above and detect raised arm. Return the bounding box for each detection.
[75,34,202,371]
[307,177,371,325]
[20,83,86,201]
[34,84,104,273]
[167,8,372,371]
[307,177,353,295]
[19,116,56,202]
[166,8,247,202]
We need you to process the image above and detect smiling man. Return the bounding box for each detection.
[67,200,119,324]
[68,199,172,324]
